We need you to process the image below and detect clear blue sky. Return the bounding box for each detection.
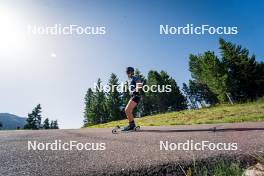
[0,0,263,128]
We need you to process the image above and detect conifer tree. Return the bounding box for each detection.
[107,73,122,120]
[24,104,42,129]
[43,118,50,129]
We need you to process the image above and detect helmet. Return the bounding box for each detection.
[126,67,134,74]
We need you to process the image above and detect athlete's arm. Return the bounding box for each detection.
[136,80,142,92]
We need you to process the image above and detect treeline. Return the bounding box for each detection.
[84,38,264,126]
[84,71,187,126]
[183,38,264,107]
[24,104,59,130]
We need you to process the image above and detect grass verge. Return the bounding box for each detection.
[108,154,260,176]
[88,98,264,128]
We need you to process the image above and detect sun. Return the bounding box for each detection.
[0,6,28,58]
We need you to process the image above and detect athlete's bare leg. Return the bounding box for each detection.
[125,100,137,122]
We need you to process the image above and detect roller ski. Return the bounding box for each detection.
[112,124,140,134]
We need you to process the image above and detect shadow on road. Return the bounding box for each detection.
[137,127,264,133]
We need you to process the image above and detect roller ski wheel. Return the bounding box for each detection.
[134,126,140,131]
[112,125,140,134]
[112,125,121,134]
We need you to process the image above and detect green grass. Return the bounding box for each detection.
[88,98,264,128]
[187,161,243,176]
[185,154,262,176]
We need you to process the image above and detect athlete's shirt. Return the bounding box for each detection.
[128,76,140,96]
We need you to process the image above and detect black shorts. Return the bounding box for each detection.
[130,95,140,104]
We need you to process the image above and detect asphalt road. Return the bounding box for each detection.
[0,122,264,176]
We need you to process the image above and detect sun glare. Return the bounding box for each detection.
[0,7,28,59]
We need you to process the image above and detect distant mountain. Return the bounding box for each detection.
[0,113,26,130]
